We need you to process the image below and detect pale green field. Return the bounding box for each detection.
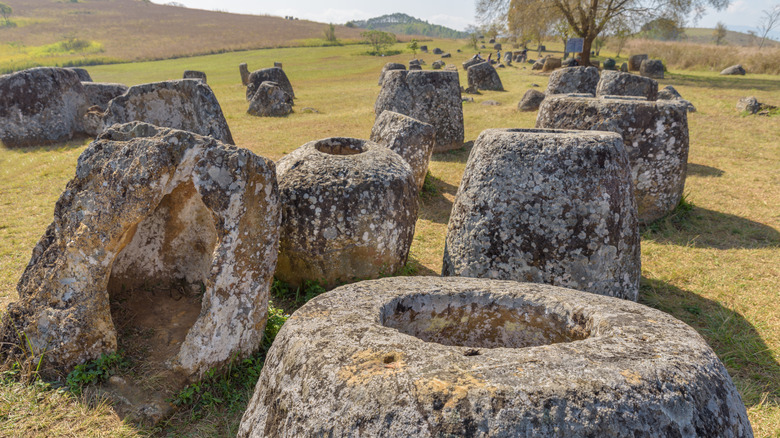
[1,40,779,436]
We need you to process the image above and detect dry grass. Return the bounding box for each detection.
[620,38,780,75]
[0,0,366,72]
[0,39,778,436]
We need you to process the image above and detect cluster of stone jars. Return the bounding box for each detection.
[0,66,752,437]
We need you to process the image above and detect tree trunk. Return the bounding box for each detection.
[580,34,596,66]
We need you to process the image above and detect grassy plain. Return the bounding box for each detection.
[0,39,779,436]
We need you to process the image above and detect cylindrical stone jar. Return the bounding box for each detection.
[442,128,640,301]
[238,277,753,438]
[536,94,689,223]
[370,110,436,193]
[275,137,418,288]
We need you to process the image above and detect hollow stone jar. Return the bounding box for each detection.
[442,128,640,300]
[275,137,418,288]
[237,277,753,438]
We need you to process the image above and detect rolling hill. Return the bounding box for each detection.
[347,13,468,39]
[0,0,365,72]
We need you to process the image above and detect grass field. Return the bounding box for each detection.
[0,39,779,436]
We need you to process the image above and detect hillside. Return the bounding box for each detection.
[683,27,780,47]
[0,0,365,72]
[347,13,468,39]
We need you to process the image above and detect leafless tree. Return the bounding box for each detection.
[758,4,780,49]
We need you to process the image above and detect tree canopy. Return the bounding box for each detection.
[477,0,730,65]
[0,2,12,26]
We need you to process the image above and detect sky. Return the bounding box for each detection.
[151,0,780,38]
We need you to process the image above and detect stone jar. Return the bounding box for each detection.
[375,70,464,152]
[371,110,436,192]
[378,62,406,85]
[628,54,648,71]
[466,62,504,91]
[442,128,640,300]
[537,95,690,224]
[596,70,658,100]
[0,122,280,379]
[546,66,600,95]
[275,137,418,288]
[238,277,752,438]
[246,67,294,101]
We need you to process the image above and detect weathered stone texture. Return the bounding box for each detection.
[658,85,697,113]
[640,59,665,79]
[466,62,504,91]
[239,63,250,85]
[736,96,760,114]
[721,64,746,75]
[628,54,648,71]
[1,122,281,379]
[546,66,600,95]
[536,95,690,223]
[0,67,89,147]
[275,138,418,288]
[67,68,92,82]
[247,81,293,117]
[101,79,234,144]
[183,70,207,82]
[371,111,435,192]
[246,67,294,101]
[375,70,464,152]
[442,128,639,300]
[82,82,129,111]
[378,62,406,85]
[542,57,562,72]
[238,277,752,438]
[517,89,545,111]
[462,55,484,70]
[596,70,658,100]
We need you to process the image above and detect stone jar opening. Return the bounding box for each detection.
[314,137,368,156]
[380,292,590,349]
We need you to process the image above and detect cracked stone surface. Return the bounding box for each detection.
[375,70,464,152]
[275,137,418,288]
[442,128,640,300]
[371,110,435,192]
[0,67,89,147]
[83,82,129,111]
[467,62,504,91]
[101,79,234,144]
[238,276,752,438]
[246,67,294,101]
[596,71,658,101]
[0,122,280,380]
[546,66,599,95]
[378,62,406,85]
[247,81,293,117]
[536,95,689,224]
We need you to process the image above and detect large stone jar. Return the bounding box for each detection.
[370,110,436,192]
[443,128,639,300]
[238,277,753,438]
[275,137,418,288]
[375,70,464,152]
[536,94,689,223]
[0,122,280,379]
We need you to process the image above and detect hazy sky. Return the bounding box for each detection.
[151,0,779,36]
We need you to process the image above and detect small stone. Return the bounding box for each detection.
[300,107,319,113]
[620,62,628,72]
[720,64,746,75]
[183,70,206,83]
[432,48,443,54]
[481,100,501,105]
[441,53,451,58]
[239,63,250,86]
[542,57,562,72]
[736,96,760,114]
[640,59,664,79]
[517,89,545,111]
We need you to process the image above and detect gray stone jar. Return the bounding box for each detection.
[238,277,753,438]
[275,137,418,288]
[442,128,640,300]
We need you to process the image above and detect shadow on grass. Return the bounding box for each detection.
[430,141,473,164]
[666,72,780,92]
[419,174,459,225]
[688,163,725,178]
[1,136,90,154]
[640,276,780,406]
[643,205,780,249]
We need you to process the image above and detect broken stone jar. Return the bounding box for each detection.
[443,128,640,300]
[536,94,690,224]
[275,137,418,289]
[237,277,753,438]
[0,122,280,422]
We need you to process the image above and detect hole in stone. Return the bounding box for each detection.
[463,349,481,356]
[503,128,576,135]
[314,137,366,156]
[106,180,217,400]
[383,354,396,364]
[381,293,590,349]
